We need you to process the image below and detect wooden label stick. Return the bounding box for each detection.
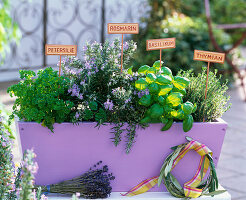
[45,44,77,77]
[146,38,176,69]
[108,23,139,73]
[59,55,62,77]
[121,34,124,73]
[193,50,225,122]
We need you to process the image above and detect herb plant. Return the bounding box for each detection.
[7,68,74,131]
[135,61,196,132]
[178,68,231,122]
[0,108,46,200]
[62,39,146,153]
[0,110,15,199]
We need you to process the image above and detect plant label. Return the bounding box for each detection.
[193,50,225,64]
[107,23,139,34]
[146,38,176,51]
[45,45,77,56]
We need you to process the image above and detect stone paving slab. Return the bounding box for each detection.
[217,86,246,200]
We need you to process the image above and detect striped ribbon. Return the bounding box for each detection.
[122,139,212,198]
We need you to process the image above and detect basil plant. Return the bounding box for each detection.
[134,61,196,132]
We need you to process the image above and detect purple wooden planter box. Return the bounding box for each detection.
[17,119,227,192]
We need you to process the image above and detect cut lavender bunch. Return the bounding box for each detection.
[39,161,115,199]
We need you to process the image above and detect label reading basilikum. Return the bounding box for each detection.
[107,23,139,34]
[146,38,176,51]
[45,45,77,56]
[193,50,225,64]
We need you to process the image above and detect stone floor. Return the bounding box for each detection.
[216,86,246,200]
[0,81,246,200]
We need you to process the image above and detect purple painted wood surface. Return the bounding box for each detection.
[17,119,227,192]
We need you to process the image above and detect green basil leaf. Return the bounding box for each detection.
[163,105,173,113]
[181,101,194,115]
[139,94,152,106]
[152,60,164,69]
[158,96,165,105]
[146,73,156,84]
[165,92,183,107]
[183,115,194,132]
[192,103,197,113]
[161,66,172,76]
[148,82,159,93]
[140,116,151,124]
[161,119,173,131]
[138,65,150,75]
[172,87,186,96]
[127,66,133,75]
[135,78,148,90]
[150,104,164,119]
[147,67,157,74]
[160,116,168,124]
[170,110,178,117]
[158,84,173,96]
[176,109,185,120]
[173,76,190,90]
[156,75,172,85]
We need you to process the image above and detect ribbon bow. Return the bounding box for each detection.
[122,137,216,198]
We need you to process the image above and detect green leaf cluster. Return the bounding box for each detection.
[178,68,231,122]
[135,61,196,132]
[7,68,74,131]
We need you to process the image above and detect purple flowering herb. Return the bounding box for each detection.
[104,99,114,111]
[85,61,91,70]
[68,84,80,97]
[75,112,80,119]
[80,80,85,85]
[125,98,131,104]
[138,92,143,98]
[78,94,83,100]
[145,89,149,95]
[112,89,116,95]
[123,42,129,50]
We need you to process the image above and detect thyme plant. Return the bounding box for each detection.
[178,68,231,122]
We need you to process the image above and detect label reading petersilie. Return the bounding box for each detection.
[45,45,77,56]
[193,50,225,64]
[146,38,176,51]
[107,23,139,34]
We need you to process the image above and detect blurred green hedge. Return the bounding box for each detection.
[131,15,232,78]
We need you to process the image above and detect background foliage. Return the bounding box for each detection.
[131,0,245,80]
[132,14,231,76]
[0,0,21,63]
